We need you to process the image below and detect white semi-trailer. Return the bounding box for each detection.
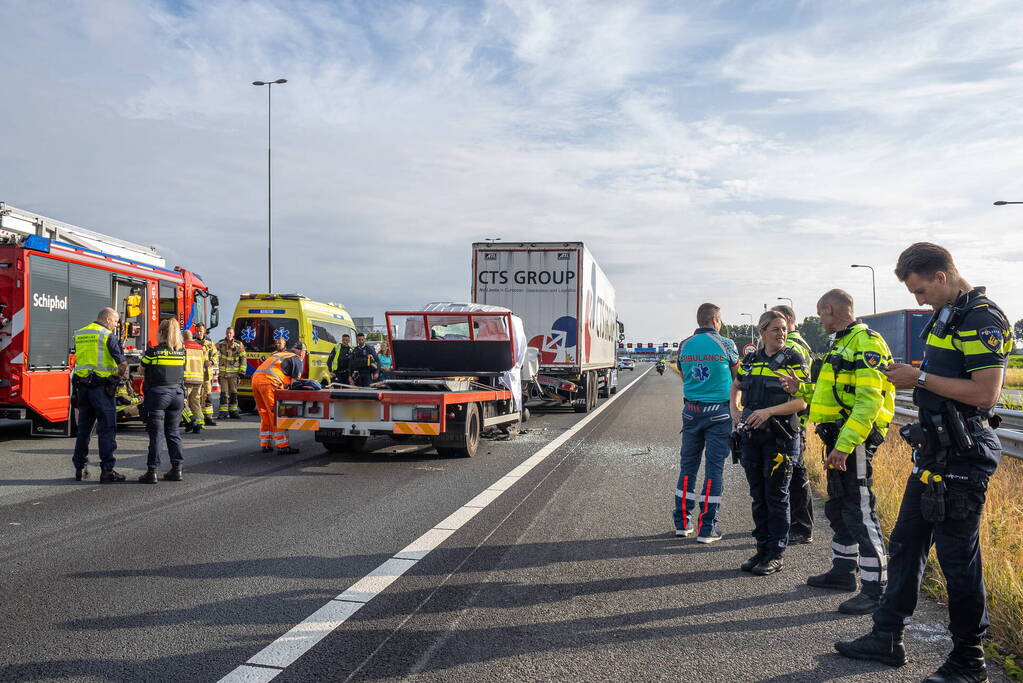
[471,241,623,412]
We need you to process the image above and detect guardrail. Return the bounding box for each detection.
[891,404,1023,460]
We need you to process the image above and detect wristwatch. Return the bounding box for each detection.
[916,371,927,388]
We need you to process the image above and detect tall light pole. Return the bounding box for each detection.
[253,78,287,292]
[994,201,1023,205]
[850,264,876,314]
[777,297,793,308]
[740,312,754,345]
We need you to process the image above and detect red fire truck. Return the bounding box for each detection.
[0,204,219,435]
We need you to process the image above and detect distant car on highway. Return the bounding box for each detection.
[617,357,635,371]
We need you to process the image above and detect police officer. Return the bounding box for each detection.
[138,319,186,484]
[771,304,816,544]
[836,243,1012,682]
[730,310,808,575]
[194,323,219,426]
[216,326,246,419]
[327,333,353,384]
[71,307,129,483]
[349,333,379,387]
[779,289,895,615]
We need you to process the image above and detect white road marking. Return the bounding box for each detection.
[218,367,651,681]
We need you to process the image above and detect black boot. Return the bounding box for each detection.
[752,554,784,576]
[205,416,217,426]
[261,446,274,453]
[835,628,908,667]
[277,446,300,455]
[838,591,881,615]
[163,464,183,482]
[741,550,767,572]
[230,411,242,420]
[807,567,857,591]
[138,468,158,484]
[99,469,126,483]
[923,641,988,683]
[75,466,90,481]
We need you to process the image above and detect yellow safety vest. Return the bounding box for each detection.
[73,323,118,378]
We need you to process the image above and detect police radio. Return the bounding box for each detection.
[921,302,959,339]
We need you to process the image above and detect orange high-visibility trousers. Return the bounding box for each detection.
[252,375,289,449]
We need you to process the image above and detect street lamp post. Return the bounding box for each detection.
[740,312,754,346]
[777,297,793,308]
[252,78,287,292]
[850,264,876,314]
[994,201,1023,205]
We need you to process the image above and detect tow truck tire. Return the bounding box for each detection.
[322,435,368,454]
[432,402,481,457]
[574,372,595,413]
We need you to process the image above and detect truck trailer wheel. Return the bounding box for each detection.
[322,435,368,454]
[573,372,596,413]
[432,403,481,457]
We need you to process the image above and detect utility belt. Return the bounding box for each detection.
[814,417,885,452]
[898,402,995,461]
[732,415,796,463]
[73,371,121,397]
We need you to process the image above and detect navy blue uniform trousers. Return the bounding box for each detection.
[144,385,185,468]
[73,385,117,471]
[741,431,795,555]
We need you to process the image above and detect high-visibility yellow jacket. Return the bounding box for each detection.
[797,322,895,453]
[73,323,119,378]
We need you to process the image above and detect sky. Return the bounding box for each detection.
[3,0,1023,343]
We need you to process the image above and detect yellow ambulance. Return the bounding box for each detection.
[231,293,357,409]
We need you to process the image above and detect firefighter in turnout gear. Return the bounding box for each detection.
[252,341,307,454]
[730,310,808,576]
[194,323,219,426]
[772,304,816,544]
[216,326,246,419]
[182,329,206,433]
[837,244,1013,683]
[71,308,129,483]
[779,289,895,616]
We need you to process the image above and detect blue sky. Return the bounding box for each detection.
[3,0,1022,342]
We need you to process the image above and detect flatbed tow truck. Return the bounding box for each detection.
[274,309,523,457]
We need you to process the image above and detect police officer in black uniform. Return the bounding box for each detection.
[729,310,809,575]
[837,243,1012,683]
[138,319,187,484]
[349,333,379,387]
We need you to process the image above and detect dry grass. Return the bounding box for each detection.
[1005,368,1023,389]
[804,431,1023,670]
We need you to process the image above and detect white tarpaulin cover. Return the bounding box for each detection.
[422,302,527,410]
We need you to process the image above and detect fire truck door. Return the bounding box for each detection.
[113,277,147,352]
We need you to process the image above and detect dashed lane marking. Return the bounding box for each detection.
[217,367,652,681]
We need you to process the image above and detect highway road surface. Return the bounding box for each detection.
[0,367,1008,682]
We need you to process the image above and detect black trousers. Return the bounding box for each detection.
[789,428,814,536]
[874,465,991,644]
[144,385,184,468]
[824,442,887,598]
[72,385,117,471]
[740,433,795,555]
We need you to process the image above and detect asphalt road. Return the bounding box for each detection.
[0,367,1008,682]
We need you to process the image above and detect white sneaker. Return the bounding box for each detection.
[696,530,722,544]
[675,528,695,538]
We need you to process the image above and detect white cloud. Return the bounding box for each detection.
[1,0,1022,345]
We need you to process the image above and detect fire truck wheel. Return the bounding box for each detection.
[322,435,368,454]
[432,402,481,457]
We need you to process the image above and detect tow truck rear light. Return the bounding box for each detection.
[560,382,576,391]
[278,402,300,418]
[414,406,439,422]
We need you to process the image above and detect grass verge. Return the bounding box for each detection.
[803,431,1023,679]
